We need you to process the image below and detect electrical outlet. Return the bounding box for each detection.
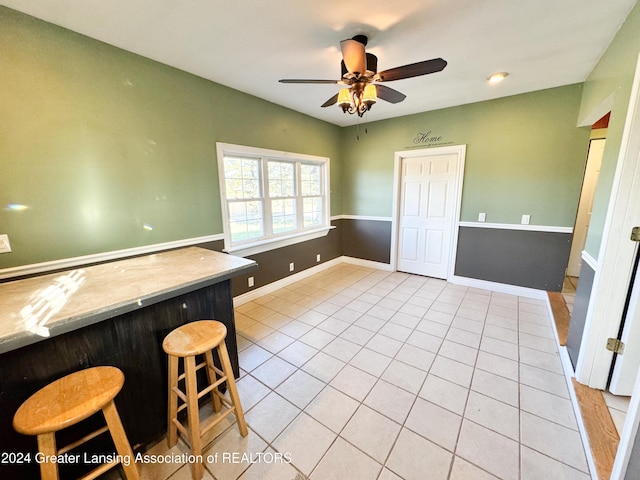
[478,212,486,222]
[521,214,531,225]
[316,254,321,262]
[0,234,11,253]
[289,262,295,272]
[248,276,254,287]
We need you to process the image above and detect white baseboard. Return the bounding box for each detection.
[233,257,343,306]
[233,256,392,306]
[543,294,598,480]
[558,345,599,480]
[235,258,549,306]
[582,250,599,272]
[449,275,548,300]
[338,256,394,271]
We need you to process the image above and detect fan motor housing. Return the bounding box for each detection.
[341,53,378,79]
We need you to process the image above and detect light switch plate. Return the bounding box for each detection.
[0,234,11,253]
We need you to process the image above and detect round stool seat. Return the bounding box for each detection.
[163,320,227,357]
[13,366,124,436]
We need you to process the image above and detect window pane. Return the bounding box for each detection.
[303,197,323,227]
[272,199,297,233]
[301,164,321,196]
[268,161,295,198]
[224,157,261,199]
[228,201,263,242]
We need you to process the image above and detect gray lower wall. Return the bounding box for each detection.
[454,227,573,291]
[341,218,392,264]
[205,221,575,299]
[566,260,596,368]
[218,217,392,297]
[199,221,342,298]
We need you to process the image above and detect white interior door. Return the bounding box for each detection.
[567,138,605,277]
[396,149,462,279]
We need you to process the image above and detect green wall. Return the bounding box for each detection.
[340,85,591,226]
[3,4,628,273]
[0,7,341,269]
[579,1,640,258]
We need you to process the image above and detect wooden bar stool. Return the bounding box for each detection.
[163,320,248,480]
[13,366,139,480]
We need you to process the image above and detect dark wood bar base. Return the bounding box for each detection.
[0,280,239,478]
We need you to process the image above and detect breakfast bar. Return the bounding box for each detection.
[0,247,257,478]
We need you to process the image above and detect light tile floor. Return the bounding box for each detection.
[141,264,591,480]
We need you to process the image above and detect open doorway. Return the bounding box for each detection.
[562,114,609,314]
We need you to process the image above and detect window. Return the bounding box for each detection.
[216,143,331,255]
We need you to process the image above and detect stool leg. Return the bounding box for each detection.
[102,400,140,480]
[204,350,222,413]
[36,432,59,480]
[185,355,204,480]
[217,341,248,437]
[167,354,179,448]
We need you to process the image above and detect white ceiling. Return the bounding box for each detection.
[2,0,637,126]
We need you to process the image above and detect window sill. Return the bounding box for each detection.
[224,226,335,257]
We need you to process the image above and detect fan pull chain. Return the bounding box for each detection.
[355,115,370,142]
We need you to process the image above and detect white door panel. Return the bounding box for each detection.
[403,183,422,216]
[400,228,420,261]
[425,230,444,265]
[396,148,464,279]
[428,182,447,218]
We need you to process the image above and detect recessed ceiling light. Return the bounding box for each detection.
[488,72,509,84]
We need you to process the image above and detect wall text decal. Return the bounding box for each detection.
[413,130,443,145]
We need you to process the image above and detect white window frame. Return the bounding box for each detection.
[216,143,332,257]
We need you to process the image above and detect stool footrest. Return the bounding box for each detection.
[173,374,228,416]
[200,407,236,437]
[78,459,121,480]
[176,358,210,383]
[173,405,238,449]
[58,425,109,455]
[172,418,190,441]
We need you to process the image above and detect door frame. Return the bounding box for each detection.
[575,53,640,389]
[390,145,466,280]
[577,53,640,478]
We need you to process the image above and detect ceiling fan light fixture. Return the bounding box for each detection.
[280,35,447,119]
[488,72,509,84]
[337,88,353,107]
[363,84,377,105]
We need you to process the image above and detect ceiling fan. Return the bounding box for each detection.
[279,35,447,117]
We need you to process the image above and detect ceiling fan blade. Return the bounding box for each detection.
[340,38,366,76]
[377,58,447,82]
[375,84,406,104]
[279,79,340,84]
[321,93,339,108]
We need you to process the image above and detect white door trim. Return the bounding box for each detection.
[390,145,466,280]
[575,53,640,390]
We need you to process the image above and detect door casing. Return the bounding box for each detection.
[391,145,466,280]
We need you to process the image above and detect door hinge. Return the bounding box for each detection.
[631,227,640,242]
[606,338,625,354]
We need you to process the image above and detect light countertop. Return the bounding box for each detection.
[0,247,257,354]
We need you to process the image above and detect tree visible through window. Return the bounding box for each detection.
[217,144,330,252]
